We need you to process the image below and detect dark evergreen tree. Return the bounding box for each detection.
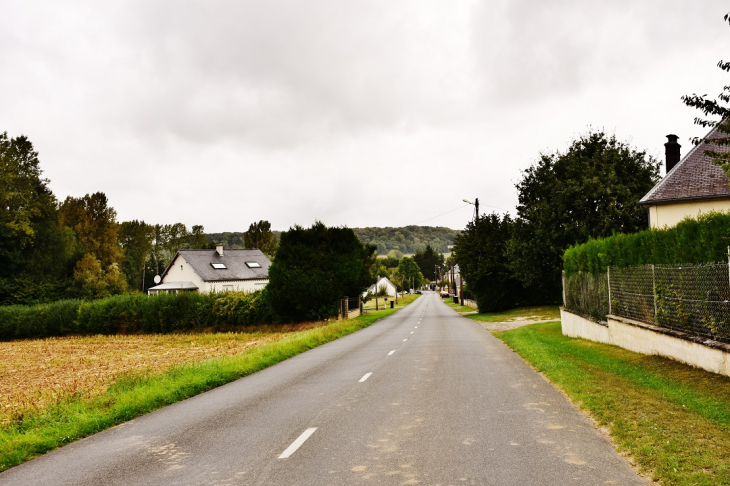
[267,222,374,321]
[413,244,444,281]
[454,213,521,312]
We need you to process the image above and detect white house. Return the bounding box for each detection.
[364,276,398,297]
[640,127,730,228]
[147,244,271,295]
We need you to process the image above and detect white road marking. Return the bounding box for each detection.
[403,338,408,342]
[359,372,372,383]
[410,331,414,334]
[415,326,418,328]
[279,428,317,459]
[388,350,395,356]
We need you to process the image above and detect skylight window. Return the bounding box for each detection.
[246,262,262,268]
[211,263,227,269]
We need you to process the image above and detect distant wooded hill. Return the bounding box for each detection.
[352,226,458,254]
[206,226,458,255]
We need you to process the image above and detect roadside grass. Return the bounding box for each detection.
[366,293,418,310]
[442,298,477,313]
[0,298,417,472]
[465,305,560,323]
[495,321,730,486]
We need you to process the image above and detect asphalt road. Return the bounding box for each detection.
[1,292,645,485]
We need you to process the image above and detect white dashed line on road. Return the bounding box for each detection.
[279,428,317,459]
[388,350,395,356]
[359,372,372,383]
[403,339,408,342]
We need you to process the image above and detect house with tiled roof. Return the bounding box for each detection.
[147,244,271,295]
[640,125,730,228]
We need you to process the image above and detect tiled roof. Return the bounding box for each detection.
[641,125,730,205]
[163,249,271,282]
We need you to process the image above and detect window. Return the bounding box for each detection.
[211,263,227,269]
[246,262,261,268]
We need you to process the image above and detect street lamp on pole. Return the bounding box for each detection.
[463,198,479,221]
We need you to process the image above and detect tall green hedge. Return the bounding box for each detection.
[563,212,730,277]
[0,290,273,341]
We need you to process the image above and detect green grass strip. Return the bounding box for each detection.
[0,301,414,472]
[495,321,730,486]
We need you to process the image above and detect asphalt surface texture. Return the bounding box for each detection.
[1,291,645,485]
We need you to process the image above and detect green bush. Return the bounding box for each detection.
[564,212,730,276]
[0,299,81,340]
[0,290,273,341]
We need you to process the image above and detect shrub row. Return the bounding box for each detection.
[0,291,274,341]
[563,212,730,277]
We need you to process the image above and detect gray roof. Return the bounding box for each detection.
[163,249,271,282]
[641,124,730,206]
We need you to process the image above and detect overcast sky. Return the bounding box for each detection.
[2,1,728,232]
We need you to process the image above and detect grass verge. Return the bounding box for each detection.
[495,321,730,486]
[0,300,416,472]
[465,305,560,323]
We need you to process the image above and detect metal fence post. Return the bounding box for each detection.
[607,266,612,316]
[652,264,658,323]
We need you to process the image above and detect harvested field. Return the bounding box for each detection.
[0,323,323,423]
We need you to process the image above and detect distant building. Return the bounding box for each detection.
[148,244,271,295]
[640,126,730,228]
[364,276,398,297]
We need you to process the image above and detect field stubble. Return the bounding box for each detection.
[0,322,323,423]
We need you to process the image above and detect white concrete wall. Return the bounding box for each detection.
[560,309,730,377]
[648,201,730,229]
[162,255,206,289]
[206,279,268,293]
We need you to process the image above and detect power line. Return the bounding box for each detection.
[414,202,511,226]
[414,204,471,225]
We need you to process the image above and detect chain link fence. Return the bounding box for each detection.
[564,262,730,344]
[563,271,609,322]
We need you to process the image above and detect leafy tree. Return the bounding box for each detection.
[118,220,154,291]
[0,133,78,303]
[454,213,522,312]
[387,249,404,260]
[59,192,123,268]
[394,257,424,291]
[0,133,57,276]
[267,222,374,321]
[243,220,278,258]
[72,253,127,300]
[508,131,660,303]
[681,13,730,174]
[413,244,445,281]
[188,224,213,249]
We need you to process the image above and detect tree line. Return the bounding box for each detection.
[0,132,278,305]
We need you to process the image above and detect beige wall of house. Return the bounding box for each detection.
[648,200,730,228]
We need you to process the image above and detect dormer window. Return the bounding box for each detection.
[246,262,261,268]
[211,263,227,269]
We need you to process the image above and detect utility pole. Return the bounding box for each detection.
[474,198,479,220]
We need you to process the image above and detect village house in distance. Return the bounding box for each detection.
[147,244,271,295]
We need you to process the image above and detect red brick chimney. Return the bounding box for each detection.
[665,134,681,174]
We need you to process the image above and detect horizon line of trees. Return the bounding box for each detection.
[0,131,281,305]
